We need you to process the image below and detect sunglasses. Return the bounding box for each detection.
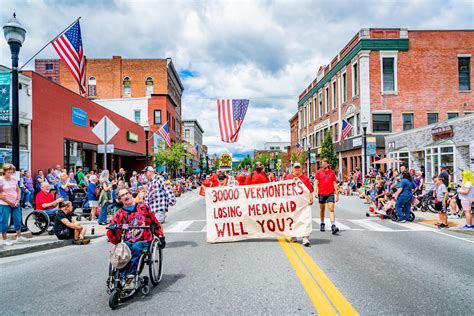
[118,192,131,199]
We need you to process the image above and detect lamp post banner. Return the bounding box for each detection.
[0,72,11,125]
[205,179,312,243]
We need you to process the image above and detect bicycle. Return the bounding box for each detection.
[106,224,164,310]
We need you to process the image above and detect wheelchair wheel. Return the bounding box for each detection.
[408,212,415,222]
[109,290,120,309]
[149,238,163,286]
[25,211,50,235]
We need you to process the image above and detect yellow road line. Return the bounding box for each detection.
[291,242,359,316]
[277,237,337,315]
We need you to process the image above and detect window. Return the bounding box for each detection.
[313,97,317,121]
[334,123,338,142]
[356,113,360,135]
[45,63,54,71]
[465,111,474,116]
[47,76,53,81]
[88,76,96,97]
[342,73,347,103]
[123,76,131,97]
[382,57,395,91]
[425,146,455,183]
[352,63,358,97]
[372,113,392,132]
[134,110,140,124]
[275,146,280,150]
[325,87,329,114]
[145,76,154,96]
[458,57,470,91]
[332,81,337,110]
[0,124,28,150]
[427,113,438,125]
[447,112,459,120]
[154,110,161,124]
[402,113,414,131]
[318,92,323,117]
[185,129,190,138]
[347,116,354,137]
[315,132,320,147]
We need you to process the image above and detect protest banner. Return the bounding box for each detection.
[205,179,312,243]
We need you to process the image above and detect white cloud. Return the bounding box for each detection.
[1,0,472,156]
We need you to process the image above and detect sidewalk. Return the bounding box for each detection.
[413,211,473,235]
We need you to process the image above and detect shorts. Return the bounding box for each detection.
[460,200,473,212]
[88,200,99,208]
[434,202,447,212]
[319,193,335,204]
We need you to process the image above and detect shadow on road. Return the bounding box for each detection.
[166,241,198,248]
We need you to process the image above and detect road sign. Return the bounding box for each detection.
[220,153,232,170]
[276,162,281,169]
[270,161,275,169]
[92,116,119,143]
[98,144,114,154]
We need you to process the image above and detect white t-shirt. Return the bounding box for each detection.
[458,181,474,200]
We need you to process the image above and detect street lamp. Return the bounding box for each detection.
[3,13,26,170]
[361,121,369,182]
[307,145,311,175]
[144,122,150,166]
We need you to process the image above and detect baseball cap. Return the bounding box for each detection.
[218,173,227,180]
[293,162,301,168]
[109,242,131,269]
[142,166,155,173]
[440,164,447,168]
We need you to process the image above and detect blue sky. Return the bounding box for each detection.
[1,0,473,157]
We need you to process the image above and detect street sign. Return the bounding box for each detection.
[92,116,119,143]
[276,162,281,169]
[367,137,377,156]
[270,161,275,169]
[98,144,114,154]
[219,153,232,170]
[310,152,317,164]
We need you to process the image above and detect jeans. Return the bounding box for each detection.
[22,190,32,206]
[120,241,151,278]
[0,204,22,233]
[395,196,412,221]
[98,202,109,224]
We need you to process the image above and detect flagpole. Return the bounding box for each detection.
[19,17,81,70]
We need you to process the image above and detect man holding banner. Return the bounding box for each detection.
[285,162,313,247]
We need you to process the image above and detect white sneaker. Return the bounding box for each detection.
[302,238,311,247]
[16,236,30,242]
[447,214,459,219]
[4,239,13,246]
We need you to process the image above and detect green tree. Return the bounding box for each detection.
[253,153,270,169]
[238,154,253,170]
[154,143,190,173]
[320,130,337,169]
[290,149,307,165]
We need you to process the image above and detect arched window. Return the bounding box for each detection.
[88,76,97,97]
[123,76,131,97]
[145,76,154,96]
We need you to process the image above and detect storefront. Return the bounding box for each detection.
[385,115,474,183]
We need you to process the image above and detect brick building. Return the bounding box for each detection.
[289,113,299,150]
[296,28,474,178]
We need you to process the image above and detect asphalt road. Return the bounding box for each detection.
[1,190,473,315]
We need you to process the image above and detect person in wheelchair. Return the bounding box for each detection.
[35,182,64,215]
[107,188,165,288]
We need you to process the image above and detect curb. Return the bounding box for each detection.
[0,235,104,259]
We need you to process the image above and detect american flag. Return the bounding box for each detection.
[156,122,171,148]
[217,99,249,143]
[51,20,86,94]
[339,119,353,145]
[295,143,303,154]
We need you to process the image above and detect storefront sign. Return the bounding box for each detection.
[353,137,362,147]
[72,107,88,127]
[432,125,453,140]
[220,153,232,170]
[367,136,377,156]
[314,119,330,131]
[0,72,11,126]
[387,141,396,151]
[98,144,114,154]
[127,131,138,142]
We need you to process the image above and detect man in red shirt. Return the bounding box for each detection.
[285,162,313,246]
[314,158,340,234]
[246,162,270,185]
[36,182,63,214]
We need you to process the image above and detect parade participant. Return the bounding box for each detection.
[0,163,29,246]
[246,162,270,185]
[284,162,313,246]
[236,173,247,186]
[217,173,228,187]
[35,182,63,212]
[144,166,176,223]
[393,172,415,222]
[107,187,165,287]
[433,176,449,228]
[314,158,340,234]
[54,201,89,244]
[457,170,474,229]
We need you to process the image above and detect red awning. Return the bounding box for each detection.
[374,157,403,164]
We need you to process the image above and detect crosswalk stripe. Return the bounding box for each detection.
[392,221,437,231]
[348,219,392,231]
[201,224,207,232]
[166,220,194,233]
[312,218,353,231]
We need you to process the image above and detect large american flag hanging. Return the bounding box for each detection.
[157,122,171,148]
[52,20,86,94]
[217,99,249,143]
[339,119,353,145]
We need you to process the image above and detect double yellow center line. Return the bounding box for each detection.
[278,237,358,315]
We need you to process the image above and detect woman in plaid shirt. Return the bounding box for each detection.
[143,167,176,223]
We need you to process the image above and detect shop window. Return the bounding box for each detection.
[45,63,54,71]
[427,113,438,125]
[332,81,337,110]
[372,113,392,132]
[88,76,97,97]
[0,124,28,150]
[425,146,455,183]
[447,112,459,120]
[154,110,161,124]
[145,76,154,96]
[342,73,347,103]
[389,152,410,170]
[123,76,131,97]
[465,111,474,116]
[402,113,414,131]
[352,62,358,97]
[382,57,395,92]
[458,57,470,91]
[325,87,329,114]
[134,110,141,124]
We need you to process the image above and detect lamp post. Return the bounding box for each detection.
[3,13,26,170]
[144,122,150,167]
[307,145,311,176]
[362,121,368,182]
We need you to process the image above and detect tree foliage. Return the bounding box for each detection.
[154,143,190,173]
[238,154,253,170]
[320,130,338,169]
[290,149,307,165]
[253,153,270,168]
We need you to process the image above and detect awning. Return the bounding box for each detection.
[425,139,455,147]
[373,157,403,164]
